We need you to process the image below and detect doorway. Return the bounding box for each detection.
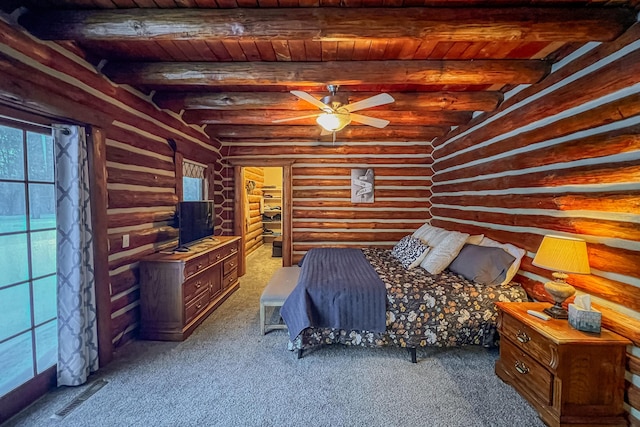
[232,162,293,276]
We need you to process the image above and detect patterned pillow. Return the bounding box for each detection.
[392,236,430,269]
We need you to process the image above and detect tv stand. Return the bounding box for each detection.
[139,236,240,341]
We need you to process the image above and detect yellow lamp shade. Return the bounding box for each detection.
[532,235,590,274]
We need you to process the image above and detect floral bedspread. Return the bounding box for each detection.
[288,248,528,351]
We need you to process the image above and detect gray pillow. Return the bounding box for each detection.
[448,244,516,285]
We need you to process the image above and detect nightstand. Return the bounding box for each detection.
[495,302,630,427]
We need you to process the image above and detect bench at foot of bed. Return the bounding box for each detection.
[296,347,417,363]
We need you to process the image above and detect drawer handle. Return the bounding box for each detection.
[516,330,530,343]
[195,281,202,288]
[197,263,203,270]
[514,360,529,375]
[196,303,203,309]
[216,254,221,260]
[229,262,235,267]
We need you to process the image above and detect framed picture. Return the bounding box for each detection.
[351,168,374,203]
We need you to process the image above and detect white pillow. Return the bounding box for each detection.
[478,236,526,285]
[420,230,470,274]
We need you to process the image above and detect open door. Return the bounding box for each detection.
[232,162,293,276]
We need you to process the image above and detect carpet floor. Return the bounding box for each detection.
[4,244,544,427]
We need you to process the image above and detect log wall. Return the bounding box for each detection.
[431,24,640,424]
[244,166,265,256]
[224,143,433,264]
[0,18,223,348]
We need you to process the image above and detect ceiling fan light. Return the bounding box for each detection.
[316,112,351,132]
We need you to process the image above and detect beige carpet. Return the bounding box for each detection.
[4,244,543,427]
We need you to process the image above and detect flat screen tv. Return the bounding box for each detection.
[178,200,215,248]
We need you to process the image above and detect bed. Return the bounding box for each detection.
[280,240,528,362]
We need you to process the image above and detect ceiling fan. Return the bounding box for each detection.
[273,85,395,136]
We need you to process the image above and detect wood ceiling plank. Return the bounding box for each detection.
[303,40,322,61]
[254,40,277,61]
[214,0,237,7]
[238,40,262,61]
[193,0,219,6]
[367,40,388,60]
[507,41,551,59]
[21,8,634,42]
[336,41,355,61]
[458,41,489,59]
[182,109,472,125]
[321,41,338,61]
[205,40,231,60]
[272,41,292,61]
[412,40,438,59]
[173,40,207,60]
[443,42,472,59]
[155,40,190,60]
[428,41,455,59]
[103,59,550,86]
[189,39,219,60]
[351,40,371,61]
[288,40,307,61]
[221,40,248,60]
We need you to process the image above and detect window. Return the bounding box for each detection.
[183,160,206,201]
[0,122,57,398]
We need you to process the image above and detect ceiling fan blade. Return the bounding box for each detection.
[349,113,390,129]
[343,93,395,113]
[272,113,321,123]
[290,90,331,111]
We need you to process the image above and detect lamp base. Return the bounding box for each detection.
[544,304,568,319]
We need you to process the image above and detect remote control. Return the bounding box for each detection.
[527,309,551,321]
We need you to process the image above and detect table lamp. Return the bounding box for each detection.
[532,235,591,319]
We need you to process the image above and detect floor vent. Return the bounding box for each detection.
[51,379,108,420]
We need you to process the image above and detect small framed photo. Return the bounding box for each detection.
[351,168,374,203]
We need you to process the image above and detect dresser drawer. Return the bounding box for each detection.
[223,256,238,276]
[501,313,555,370]
[223,269,238,289]
[183,274,210,304]
[185,289,210,325]
[500,338,553,405]
[209,241,239,265]
[185,254,210,278]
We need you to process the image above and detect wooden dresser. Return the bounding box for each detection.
[139,236,240,341]
[495,302,630,427]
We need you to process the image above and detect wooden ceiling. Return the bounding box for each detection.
[7,0,639,143]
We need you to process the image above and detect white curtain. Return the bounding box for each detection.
[54,124,99,386]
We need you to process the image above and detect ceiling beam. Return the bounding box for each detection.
[154,91,503,112]
[206,125,447,141]
[20,8,634,42]
[182,109,471,126]
[103,60,549,87]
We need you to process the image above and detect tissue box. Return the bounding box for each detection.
[568,303,601,333]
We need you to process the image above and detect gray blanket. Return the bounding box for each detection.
[280,248,386,340]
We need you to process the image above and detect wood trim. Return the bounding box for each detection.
[283,164,292,267]
[233,166,246,276]
[174,152,183,202]
[232,161,293,267]
[87,126,113,366]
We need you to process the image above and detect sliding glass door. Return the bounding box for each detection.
[0,121,57,399]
